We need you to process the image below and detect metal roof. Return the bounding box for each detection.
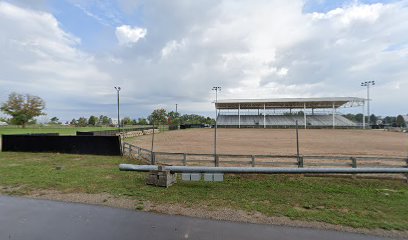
[215,97,364,109]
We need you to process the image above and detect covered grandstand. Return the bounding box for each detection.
[215,97,365,128]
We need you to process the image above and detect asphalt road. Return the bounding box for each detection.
[0,196,389,240]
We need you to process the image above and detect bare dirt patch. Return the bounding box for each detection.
[128,129,408,157]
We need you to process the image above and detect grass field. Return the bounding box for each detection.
[0,151,407,231]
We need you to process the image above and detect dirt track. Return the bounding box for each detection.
[127,129,408,157]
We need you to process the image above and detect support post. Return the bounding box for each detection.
[304,103,307,129]
[405,158,408,183]
[351,157,357,179]
[367,83,370,126]
[298,156,304,168]
[215,155,219,167]
[351,157,357,168]
[238,103,241,128]
[263,103,266,128]
[183,153,187,166]
[296,120,300,161]
[251,155,255,167]
[151,152,156,165]
[362,100,366,129]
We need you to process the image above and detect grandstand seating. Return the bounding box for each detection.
[217,115,356,127]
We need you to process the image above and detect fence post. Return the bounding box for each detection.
[183,153,187,166]
[215,155,219,167]
[137,147,141,157]
[151,152,156,165]
[251,155,255,167]
[405,158,408,184]
[351,157,357,168]
[351,157,357,179]
[297,156,304,168]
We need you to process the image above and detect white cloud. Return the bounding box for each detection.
[0,1,112,119]
[2,0,408,119]
[161,39,187,58]
[115,25,147,46]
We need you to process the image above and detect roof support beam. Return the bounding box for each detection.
[263,103,266,129]
[304,103,307,129]
[238,103,240,128]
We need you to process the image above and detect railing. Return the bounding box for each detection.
[122,142,408,180]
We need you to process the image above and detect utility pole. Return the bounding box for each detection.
[175,104,178,114]
[114,86,121,131]
[212,86,221,163]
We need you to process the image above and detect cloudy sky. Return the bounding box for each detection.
[0,0,407,121]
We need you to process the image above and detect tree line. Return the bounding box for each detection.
[343,113,406,127]
[0,93,214,128]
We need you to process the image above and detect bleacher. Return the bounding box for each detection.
[217,115,357,127]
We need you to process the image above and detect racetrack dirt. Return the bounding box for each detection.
[127,128,408,157]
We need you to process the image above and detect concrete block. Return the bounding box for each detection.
[213,173,224,182]
[146,171,176,187]
[181,173,191,181]
[204,173,213,181]
[190,173,201,181]
[204,173,224,182]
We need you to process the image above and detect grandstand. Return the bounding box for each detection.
[215,97,365,128]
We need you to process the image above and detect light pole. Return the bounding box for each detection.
[212,86,221,165]
[114,86,121,131]
[361,81,375,128]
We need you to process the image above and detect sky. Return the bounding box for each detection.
[0,0,407,122]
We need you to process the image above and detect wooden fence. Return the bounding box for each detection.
[122,142,408,180]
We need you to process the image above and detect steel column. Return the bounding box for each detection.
[238,103,240,128]
[263,103,266,128]
[304,103,306,129]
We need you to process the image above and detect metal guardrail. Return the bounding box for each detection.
[119,164,408,174]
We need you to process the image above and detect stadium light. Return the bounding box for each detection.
[114,86,121,130]
[212,86,221,161]
[361,81,375,127]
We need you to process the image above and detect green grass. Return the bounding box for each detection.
[0,152,407,230]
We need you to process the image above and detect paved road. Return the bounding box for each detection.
[0,196,389,240]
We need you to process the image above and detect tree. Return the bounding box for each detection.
[168,111,181,126]
[1,92,45,128]
[396,115,406,127]
[0,117,8,123]
[369,114,378,125]
[148,108,168,125]
[77,117,88,127]
[121,117,132,126]
[88,115,97,126]
[49,117,60,125]
[98,115,112,125]
[70,118,77,126]
[383,116,396,126]
[137,118,148,125]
